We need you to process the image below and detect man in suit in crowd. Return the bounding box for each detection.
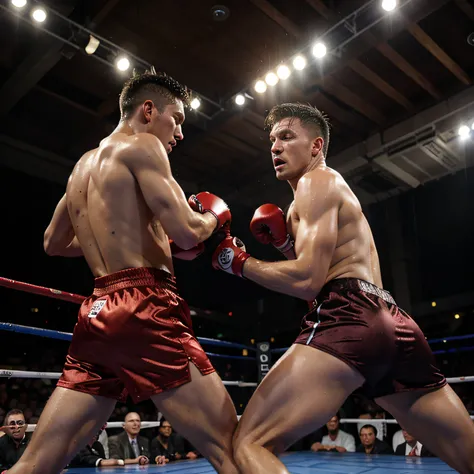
[108,412,151,465]
[395,429,433,457]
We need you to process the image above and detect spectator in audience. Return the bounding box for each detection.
[311,413,355,453]
[356,425,393,455]
[395,429,433,457]
[151,419,182,463]
[0,409,30,470]
[68,425,123,468]
[150,419,198,464]
[108,412,151,465]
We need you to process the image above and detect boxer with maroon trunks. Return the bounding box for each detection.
[212,103,474,474]
[7,71,239,474]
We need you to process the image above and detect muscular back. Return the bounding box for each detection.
[287,166,383,288]
[67,134,172,277]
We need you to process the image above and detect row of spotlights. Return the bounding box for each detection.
[12,0,135,73]
[237,1,398,102]
[458,122,474,139]
[12,0,47,22]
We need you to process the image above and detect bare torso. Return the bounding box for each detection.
[287,167,383,288]
[67,133,173,277]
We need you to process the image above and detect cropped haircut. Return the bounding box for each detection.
[119,69,190,118]
[264,102,330,156]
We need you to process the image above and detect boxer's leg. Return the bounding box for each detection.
[8,387,116,474]
[232,344,365,474]
[151,363,239,474]
[376,385,474,474]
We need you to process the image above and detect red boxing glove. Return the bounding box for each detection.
[250,204,294,253]
[212,234,250,277]
[169,240,204,261]
[188,192,231,232]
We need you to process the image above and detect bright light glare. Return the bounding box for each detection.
[116,57,130,71]
[11,0,27,8]
[312,42,327,58]
[265,72,279,86]
[293,55,307,70]
[277,65,291,80]
[190,98,201,110]
[31,7,47,22]
[382,0,397,12]
[254,80,267,93]
[235,94,245,106]
[458,125,470,138]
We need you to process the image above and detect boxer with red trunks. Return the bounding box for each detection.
[7,71,239,474]
[213,103,474,474]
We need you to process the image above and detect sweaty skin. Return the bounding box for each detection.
[44,102,216,275]
[243,118,382,301]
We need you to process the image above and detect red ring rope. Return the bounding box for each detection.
[0,277,85,304]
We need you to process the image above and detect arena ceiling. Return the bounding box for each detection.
[0,0,474,212]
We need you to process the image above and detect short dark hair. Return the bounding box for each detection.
[5,409,24,423]
[119,69,191,118]
[264,102,331,157]
[360,424,377,436]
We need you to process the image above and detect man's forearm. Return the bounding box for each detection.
[242,257,316,301]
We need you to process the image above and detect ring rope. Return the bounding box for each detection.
[0,368,468,385]
[0,277,85,304]
[0,369,258,387]
[0,322,254,359]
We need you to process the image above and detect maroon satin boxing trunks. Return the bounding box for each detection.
[294,278,446,398]
[57,267,215,402]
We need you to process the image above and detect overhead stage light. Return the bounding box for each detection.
[381,0,397,12]
[254,80,267,93]
[265,72,279,86]
[190,98,201,110]
[312,42,327,59]
[235,94,245,106]
[458,124,470,139]
[11,0,27,8]
[116,56,130,71]
[31,7,47,22]
[277,65,291,80]
[85,35,100,55]
[293,55,307,70]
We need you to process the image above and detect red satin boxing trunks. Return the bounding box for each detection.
[294,278,446,398]
[57,267,215,402]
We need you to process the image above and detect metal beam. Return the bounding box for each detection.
[0,0,120,118]
[407,22,471,85]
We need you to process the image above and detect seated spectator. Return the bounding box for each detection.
[356,425,393,455]
[150,419,198,463]
[108,412,154,465]
[68,425,122,468]
[395,429,433,457]
[0,409,31,470]
[311,413,355,453]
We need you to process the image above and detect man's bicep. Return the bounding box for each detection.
[126,144,203,247]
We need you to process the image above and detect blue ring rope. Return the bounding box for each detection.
[0,323,255,360]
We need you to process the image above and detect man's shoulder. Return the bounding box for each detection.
[109,432,126,441]
[339,429,354,439]
[299,166,345,196]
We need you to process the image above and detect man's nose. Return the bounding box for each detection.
[271,142,282,155]
[175,125,184,141]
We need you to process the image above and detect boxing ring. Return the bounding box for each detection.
[0,276,471,473]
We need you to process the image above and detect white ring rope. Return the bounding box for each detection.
[0,369,258,387]
[1,369,471,385]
